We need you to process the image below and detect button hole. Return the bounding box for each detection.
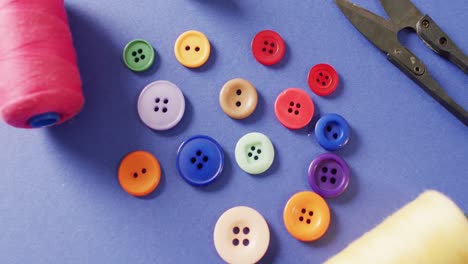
[294,110,299,115]
[262,48,267,52]
[321,176,327,182]
[309,211,313,216]
[163,99,169,104]
[154,107,159,112]
[155,98,160,103]
[197,163,203,169]
[162,107,168,113]
[254,156,259,160]
[290,101,294,106]
[203,156,209,162]
[243,227,250,234]
[235,101,241,107]
[301,208,306,214]
[319,72,323,76]
[185,46,190,51]
[132,51,137,56]
[299,216,304,221]
[242,239,249,246]
[333,133,338,139]
[232,239,239,246]
[140,55,145,60]
[248,152,253,157]
[322,82,326,86]
[257,149,261,154]
[190,157,196,164]
[138,49,143,54]
[196,150,202,156]
[330,177,337,184]
[236,89,242,96]
[133,172,138,178]
[288,108,293,113]
[296,104,301,108]
[269,49,273,54]
[322,167,328,173]
[141,168,147,174]
[326,126,332,132]
[306,219,311,224]
[264,41,268,45]
[331,168,337,175]
[134,58,140,63]
[233,227,240,234]
[195,46,200,52]
[270,43,275,47]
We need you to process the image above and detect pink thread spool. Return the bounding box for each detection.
[0,0,84,128]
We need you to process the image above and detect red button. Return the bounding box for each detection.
[251,30,286,66]
[307,64,339,96]
[274,88,314,130]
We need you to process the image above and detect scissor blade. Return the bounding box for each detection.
[379,0,423,29]
[335,0,399,53]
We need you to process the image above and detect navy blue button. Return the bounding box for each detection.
[177,135,224,186]
[315,113,350,151]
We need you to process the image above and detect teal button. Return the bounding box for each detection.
[123,39,155,72]
[235,132,275,175]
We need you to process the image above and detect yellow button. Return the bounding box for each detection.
[174,30,211,68]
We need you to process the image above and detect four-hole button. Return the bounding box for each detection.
[177,135,224,186]
[235,132,275,175]
[123,39,155,72]
[214,206,270,264]
[308,64,339,96]
[308,153,350,198]
[275,88,315,130]
[251,30,286,66]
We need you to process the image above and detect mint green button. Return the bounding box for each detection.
[123,39,155,72]
[235,132,275,175]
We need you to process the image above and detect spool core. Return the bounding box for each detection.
[28,112,60,128]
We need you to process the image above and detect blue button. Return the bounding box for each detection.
[315,113,350,151]
[177,135,224,186]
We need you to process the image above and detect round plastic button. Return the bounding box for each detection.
[251,30,286,66]
[308,64,339,96]
[177,135,224,186]
[137,80,185,131]
[118,151,161,197]
[315,113,350,151]
[219,78,258,119]
[123,39,155,72]
[214,206,270,264]
[174,30,211,68]
[308,153,350,198]
[274,88,315,130]
[235,132,275,175]
[283,191,330,242]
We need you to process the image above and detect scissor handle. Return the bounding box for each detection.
[416,15,468,74]
[387,44,468,126]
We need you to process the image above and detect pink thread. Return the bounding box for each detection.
[0,0,84,128]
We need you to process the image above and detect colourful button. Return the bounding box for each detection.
[315,113,350,151]
[174,30,211,68]
[308,64,339,96]
[214,206,270,264]
[137,80,185,131]
[251,30,286,66]
[219,78,258,120]
[123,39,155,72]
[308,153,350,198]
[177,135,224,186]
[283,191,331,242]
[118,151,161,197]
[235,132,275,175]
[274,88,315,130]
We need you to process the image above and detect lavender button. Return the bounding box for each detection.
[138,80,185,131]
[308,153,350,198]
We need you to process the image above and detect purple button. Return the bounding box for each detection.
[308,153,350,198]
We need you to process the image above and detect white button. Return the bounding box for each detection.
[137,80,185,131]
[214,206,270,264]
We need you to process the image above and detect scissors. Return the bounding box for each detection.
[335,0,468,126]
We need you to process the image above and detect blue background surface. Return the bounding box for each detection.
[1,0,467,263]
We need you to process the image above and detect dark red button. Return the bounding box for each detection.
[251,30,286,66]
[307,64,339,96]
[274,88,314,130]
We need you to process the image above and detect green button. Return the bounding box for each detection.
[123,39,155,72]
[235,132,275,175]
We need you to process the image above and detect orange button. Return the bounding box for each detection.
[283,191,330,242]
[118,151,161,197]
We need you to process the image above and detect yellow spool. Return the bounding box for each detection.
[326,190,468,264]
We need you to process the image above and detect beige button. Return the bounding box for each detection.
[219,78,258,119]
